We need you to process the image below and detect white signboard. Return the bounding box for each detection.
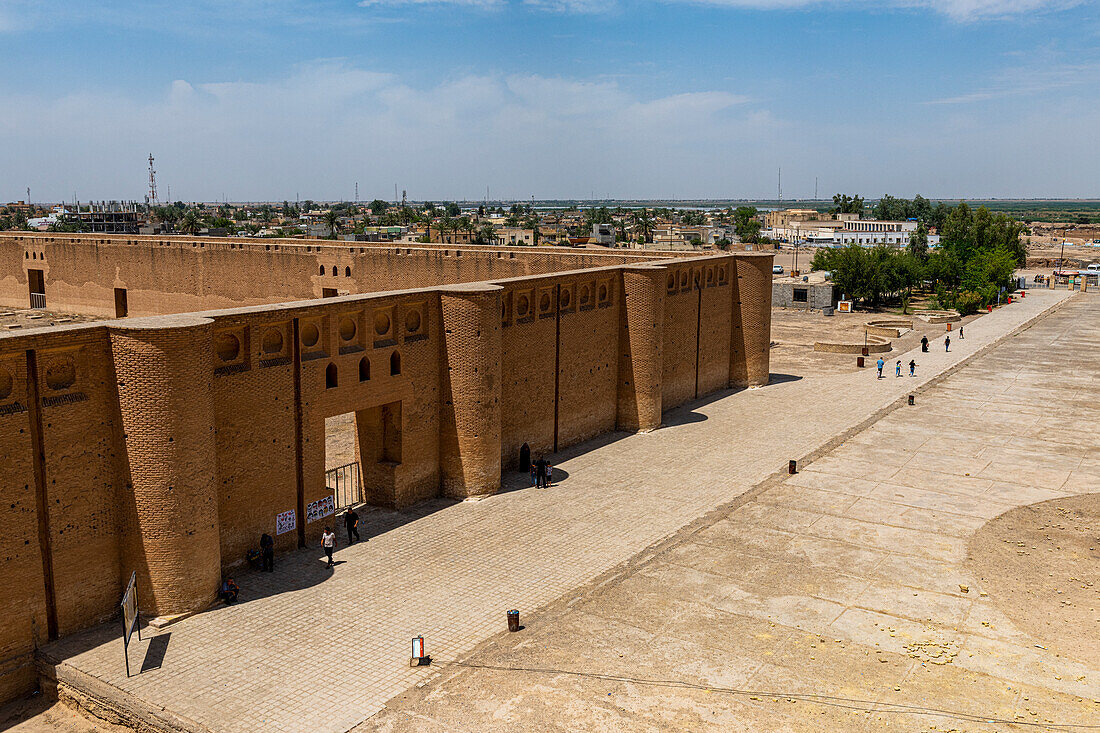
[306,495,335,524]
[275,509,297,535]
[837,300,853,313]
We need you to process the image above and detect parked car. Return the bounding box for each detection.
[772,265,784,274]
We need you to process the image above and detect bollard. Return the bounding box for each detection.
[1007,295,1012,304]
[411,636,428,667]
[1021,290,1026,298]
[861,346,869,357]
[789,459,798,475]
[857,356,865,368]
[987,305,992,313]
[908,394,914,406]
[508,609,521,632]
[947,322,952,332]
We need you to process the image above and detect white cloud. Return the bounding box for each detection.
[925,61,1100,104]
[0,61,763,201]
[3,58,1096,201]
[630,0,1082,21]
[357,0,504,7]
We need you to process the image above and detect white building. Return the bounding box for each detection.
[770,218,939,248]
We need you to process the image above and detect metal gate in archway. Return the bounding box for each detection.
[325,461,361,510]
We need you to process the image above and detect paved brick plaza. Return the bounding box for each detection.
[40,289,1086,732]
[373,292,1100,731]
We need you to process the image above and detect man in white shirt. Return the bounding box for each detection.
[321,527,337,568]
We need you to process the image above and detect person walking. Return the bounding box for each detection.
[920,335,929,353]
[321,526,337,568]
[530,461,537,487]
[959,325,964,339]
[945,334,951,352]
[876,357,885,378]
[260,532,274,572]
[895,360,902,377]
[909,359,917,377]
[544,461,553,488]
[344,507,360,545]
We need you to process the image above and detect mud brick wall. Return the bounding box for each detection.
[0,238,772,706]
[0,234,679,317]
[0,352,48,703]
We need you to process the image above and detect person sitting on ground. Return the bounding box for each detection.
[220,577,239,605]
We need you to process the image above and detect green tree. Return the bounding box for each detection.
[831,193,865,215]
[370,199,388,215]
[324,210,340,239]
[446,202,461,217]
[475,223,497,245]
[632,208,654,243]
[733,206,761,243]
[179,210,201,235]
[907,224,929,260]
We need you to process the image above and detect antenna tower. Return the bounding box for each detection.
[777,168,782,202]
[814,177,818,201]
[401,189,407,208]
[147,154,158,204]
[355,182,359,203]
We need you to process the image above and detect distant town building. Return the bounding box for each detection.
[77,201,142,234]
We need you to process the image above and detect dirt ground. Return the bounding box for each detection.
[968,493,1100,667]
[0,694,125,733]
[0,307,99,331]
[770,307,980,376]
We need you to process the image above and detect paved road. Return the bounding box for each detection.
[42,290,1075,733]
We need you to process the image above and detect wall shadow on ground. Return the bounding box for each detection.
[37,376,779,677]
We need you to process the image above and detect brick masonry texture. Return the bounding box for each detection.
[0,233,772,706]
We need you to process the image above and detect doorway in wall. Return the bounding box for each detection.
[28,269,45,309]
[324,401,403,510]
[325,412,361,509]
[114,288,128,318]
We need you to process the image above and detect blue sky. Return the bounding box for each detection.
[1,0,1097,201]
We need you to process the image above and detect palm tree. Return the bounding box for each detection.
[324,210,340,240]
[179,210,201,235]
[632,208,653,244]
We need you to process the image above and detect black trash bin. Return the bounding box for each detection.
[507,609,520,632]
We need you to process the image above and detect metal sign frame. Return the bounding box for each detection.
[120,571,140,677]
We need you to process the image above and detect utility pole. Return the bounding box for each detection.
[777,168,782,203]
[355,182,359,203]
[814,177,818,201]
